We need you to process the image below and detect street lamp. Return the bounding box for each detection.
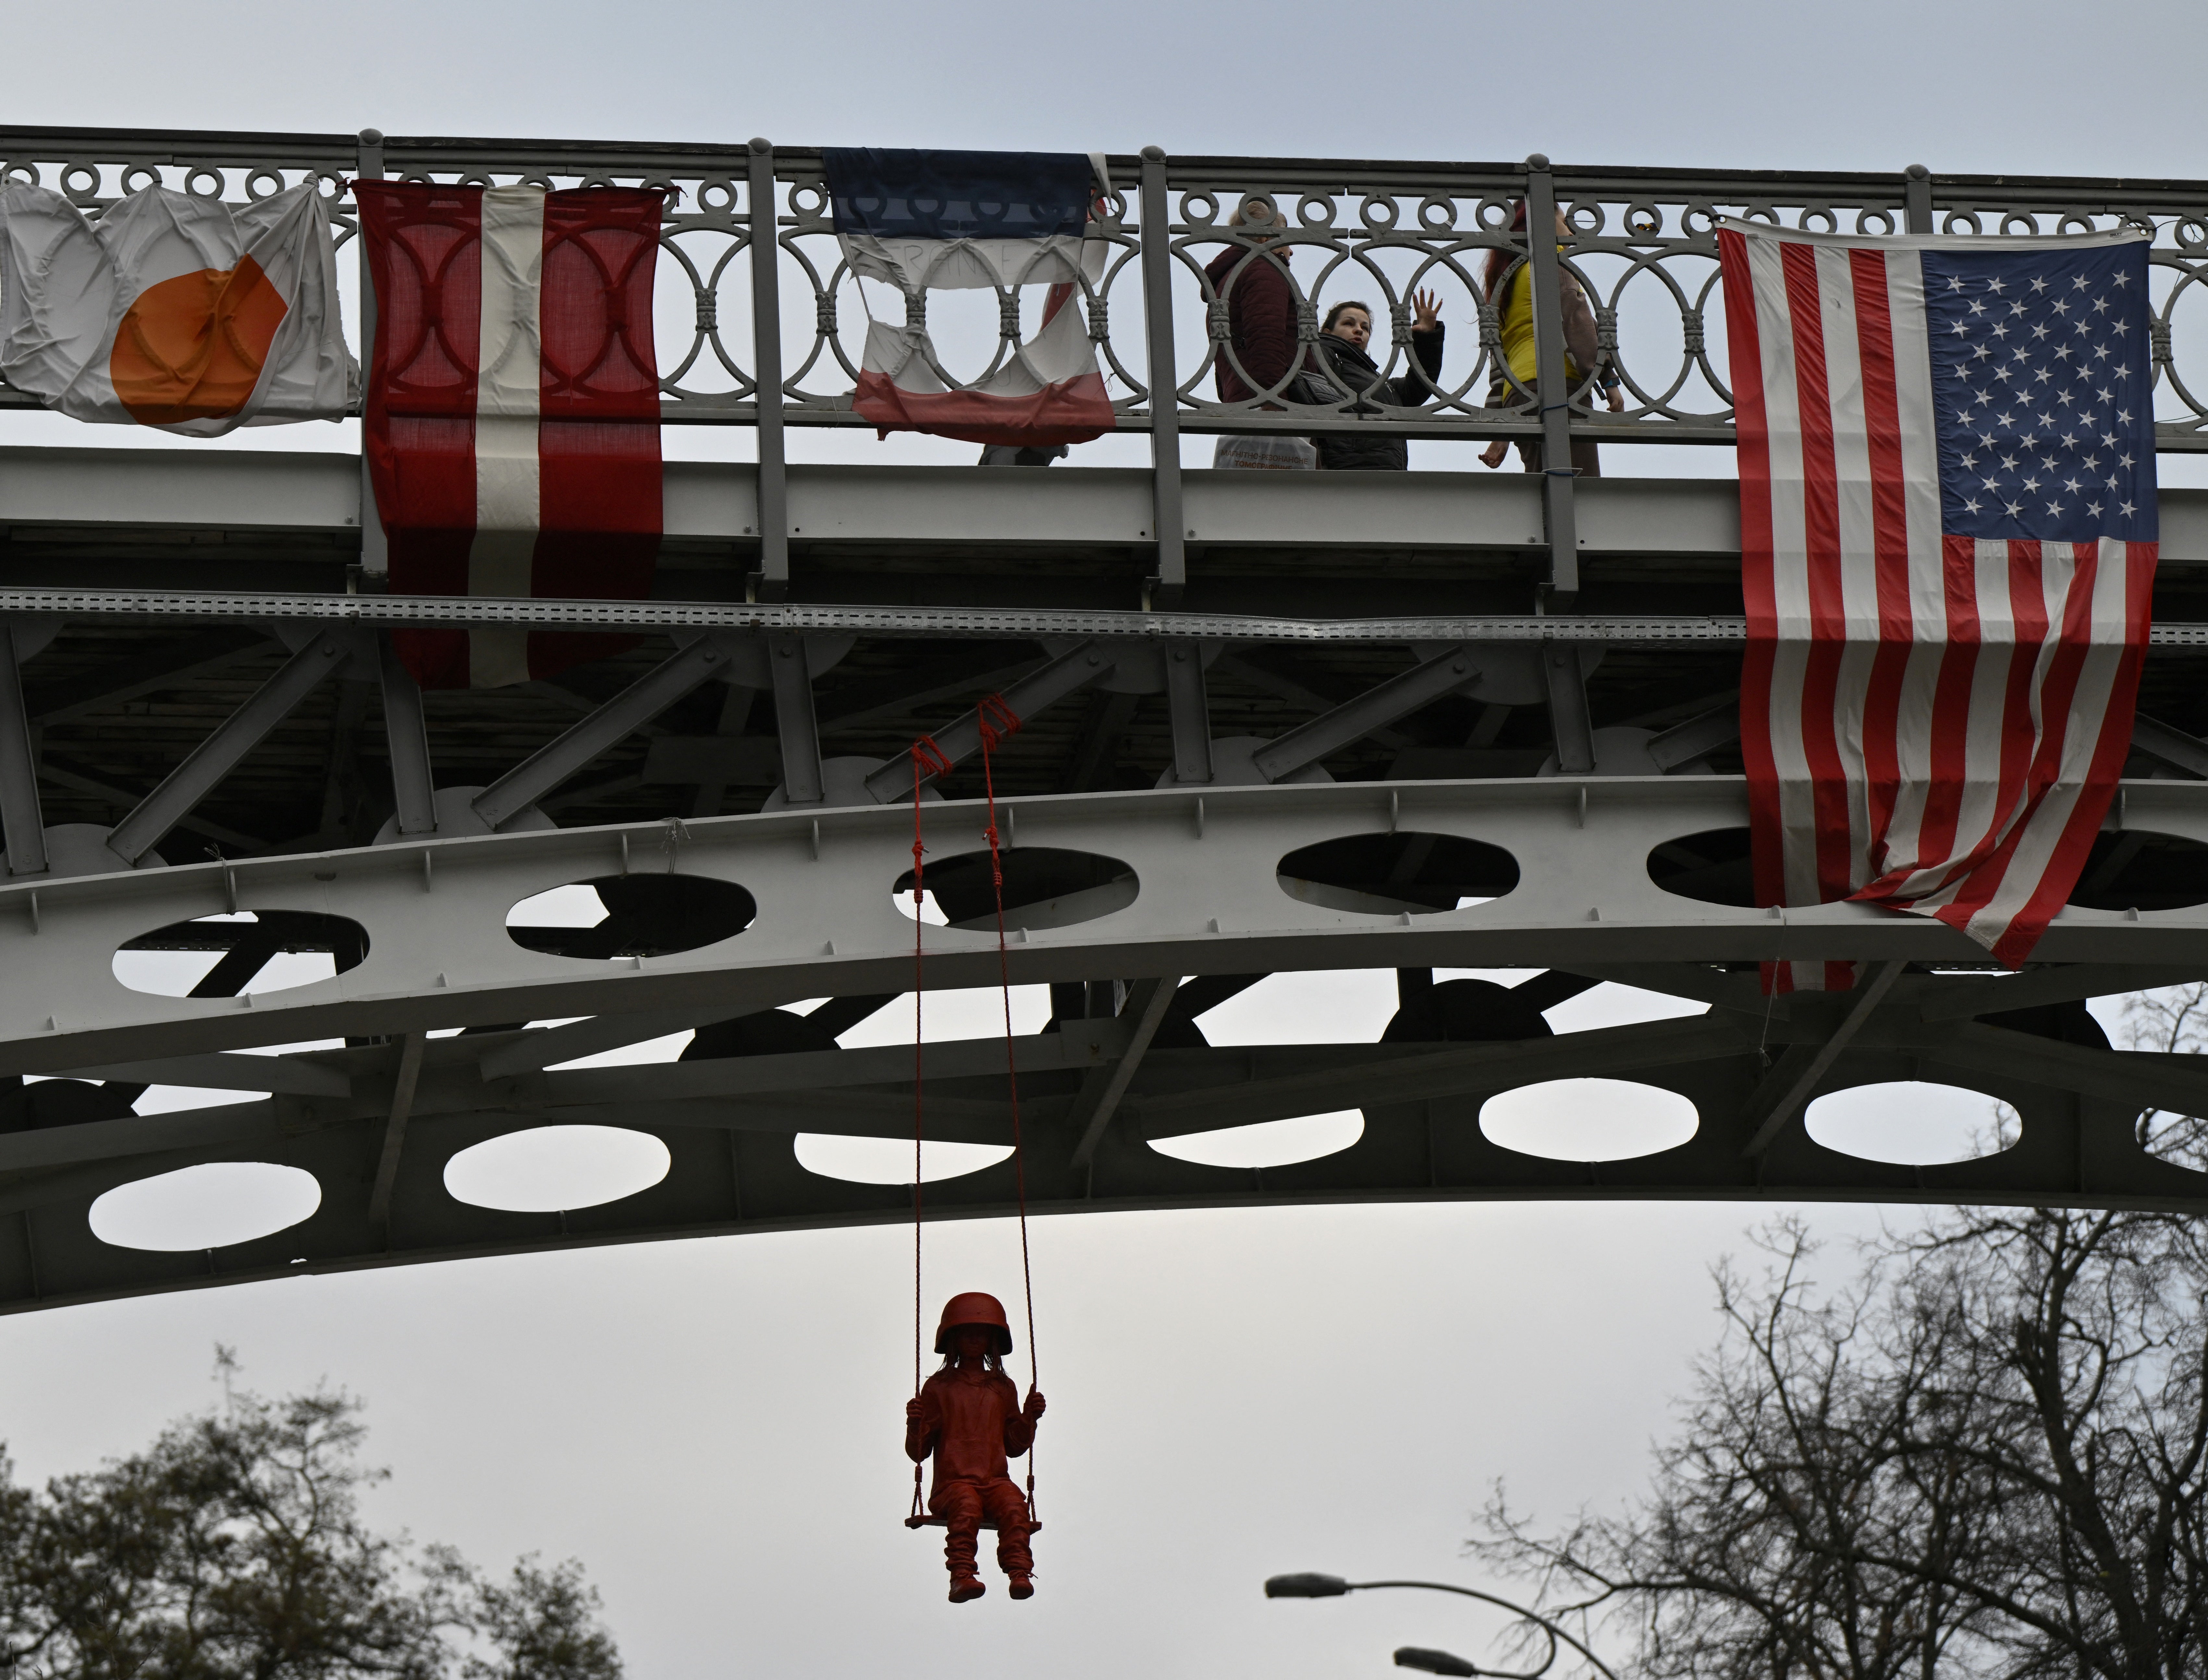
[1263,1572,1618,1680]
[1393,1648,1479,1677]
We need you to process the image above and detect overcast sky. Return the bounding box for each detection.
[2,6,2203,1677]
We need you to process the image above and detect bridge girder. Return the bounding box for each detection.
[3,777,2208,1313]
[7,138,2208,1315]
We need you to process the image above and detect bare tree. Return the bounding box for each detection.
[1475,988,2208,1680]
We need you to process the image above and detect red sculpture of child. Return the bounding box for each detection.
[904,1291,1046,1603]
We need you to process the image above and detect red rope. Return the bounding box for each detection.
[902,710,1040,1524]
[907,733,951,1524]
[974,694,1039,1521]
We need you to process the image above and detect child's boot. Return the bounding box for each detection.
[997,1522,1035,1597]
[948,1570,986,1603]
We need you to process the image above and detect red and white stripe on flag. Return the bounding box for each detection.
[1719,222,2155,991]
[354,182,666,690]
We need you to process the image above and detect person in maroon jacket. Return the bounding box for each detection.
[1202,197,1316,468]
[904,1292,1047,1602]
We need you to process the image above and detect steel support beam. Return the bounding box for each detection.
[619,1030,1110,1101]
[1741,959,1907,1155]
[526,676,673,737]
[1138,145,1186,605]
[1250,645,1477,783]
[476,1008,740,1082]
[0,624,46,876]
[1068,976,1181,1169]
[1541,641,1596,774]
[10,448,2208,568]
[470,635,735,831]
[747,138,790,599]
[863,640,1117,803]
[1210,650,1415,751]
[105,629,350,865]
[1164,641,1212,785]
[1169,972,1265,1024]
[1,581,2200,652]
[377,635,436,837]
[1915,964,2208,1022]
[29,629,270,729]
[1925,1022,2208,1115]
[38,758,265,854]
[367,1030,423,1239]
[12,996,2208,1315]
[1647,701,1740,771]
[15,776,2208,1079]
[767,629,824,806]
[1141,1013,1748,1134]
[1508,969,1602,1012]
[820,655,1047,737]
[1555,962,1780,1014]
[2131,713,2208,779]
[802,993,898,1038]
[0,1101,305,1178]
[691,684,756,819]
[1060,690,1141,794]
[51,1053,348,1096]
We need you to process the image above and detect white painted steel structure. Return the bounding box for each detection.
[6,129,2208,1313]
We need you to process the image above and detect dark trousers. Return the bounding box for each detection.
[932,1475,1034,1576]
[1489,379,1602,478]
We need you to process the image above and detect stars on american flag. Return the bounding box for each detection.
[1927,247,2153,542]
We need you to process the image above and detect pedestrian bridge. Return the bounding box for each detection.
[4,126,2208,1312]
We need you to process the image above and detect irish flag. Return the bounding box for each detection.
[0,183,354,434]
[353,181,666,690]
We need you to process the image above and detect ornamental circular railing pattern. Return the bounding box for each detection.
[3,133,2207,449]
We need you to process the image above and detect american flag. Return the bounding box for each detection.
[1718,220,2158,990]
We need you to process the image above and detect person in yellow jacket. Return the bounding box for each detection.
[1479,200,1624,476]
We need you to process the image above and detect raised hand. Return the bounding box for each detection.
[1411,288,1443,333]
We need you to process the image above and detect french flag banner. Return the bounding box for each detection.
[353,180,666,690]
[1720,219,2157,990]
[0,183,354,434]
[823,148,1115,447]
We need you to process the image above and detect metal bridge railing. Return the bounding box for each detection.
[7,126,2208,601]
[4,126,2207,451]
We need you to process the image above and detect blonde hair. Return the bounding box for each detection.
[1228,195,1289,234]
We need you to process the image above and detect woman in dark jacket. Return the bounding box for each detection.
[1297,290,1444,469]
[1203,199,1318,468]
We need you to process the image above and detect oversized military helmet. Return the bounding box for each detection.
[934,1291,1013,1356]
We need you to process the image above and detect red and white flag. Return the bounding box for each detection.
[354,181,665,690]
[1719,219,2157,988]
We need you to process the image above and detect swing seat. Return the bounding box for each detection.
[905,1513,1041,1532]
